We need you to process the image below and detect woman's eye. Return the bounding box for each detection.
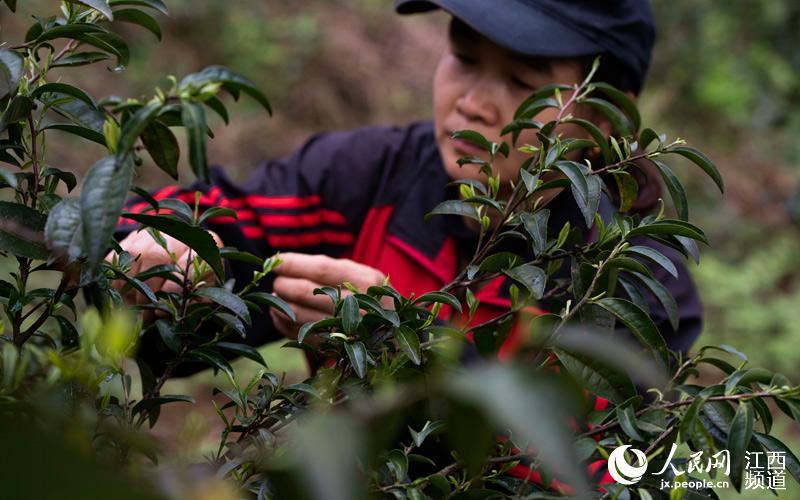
[454,52,476,65]
[511,77,535,91]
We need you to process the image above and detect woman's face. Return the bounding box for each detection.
[433,19,598,191]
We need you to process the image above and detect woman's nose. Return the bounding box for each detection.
[455,78,500,126]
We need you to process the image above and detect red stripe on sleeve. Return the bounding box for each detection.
[265,230,354,248]
[257,209,347,228]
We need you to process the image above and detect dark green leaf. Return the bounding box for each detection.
[627,220,708,244]
[0,49,23,99]
[521,209,549,255]
[753,432,800,485]
[54,315,80,349]
[204,96,229,124]
[651,160,689,221]
[583,97,633,136]
[724,367,773,395]
[219,247,261,266]
[81,156,133,266]
[627,271,679,332]
[669,146,724,193]
[108,0,168,15]
[639,128,660,150]
[51,51,110,68]
[42,123,107,146]
[141,121,179,178]
[396,326,421,365]
[555,349,635,404]
[190,347,234,378]
[344,341,367,378]
[0,96,33,131]
[180,66,271,114]
[31,83,96,108]
[617,404,645,441]
[195,287,251,325]
[244,292,295,321]
[35,23,108,44]
[113,8,161,39]
[594,297,669,368]
[341,294,360,334]
[554,160,588,205]
[593,82,641,131]
[122,213,224,280]
[678,395,707,442]
[0,201,48,259]
[217,342,267,367]
[727,402,754,492]
[425,199,480,222]
[181,101,208,183]
[118,100,162,154]
[78,31,129,67]
[624,245,678,279]
[451,130,491,152]
[566,118,611,163]
[503,263,546,299]
[414,291,462,313]
[132,395,195,414]
[65,0,114,20]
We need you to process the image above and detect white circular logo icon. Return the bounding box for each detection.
[608,445,648,485]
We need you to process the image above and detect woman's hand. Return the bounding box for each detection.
[270,253,387,339]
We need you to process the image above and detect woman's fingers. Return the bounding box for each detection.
[274,253,385,290]
[273,276,338,312]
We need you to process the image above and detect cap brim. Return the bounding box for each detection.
[395,0,601,58]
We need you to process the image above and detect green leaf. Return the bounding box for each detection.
[753,432,800,485]
[81,156,133,266]
[0,49,24,99]
[180,66,272,114]
[627,220,708,244]
[122,212,224,280]
[669,146,724,193]
[181,101,209,183]
[216,342,267,367]
[194,287,251,325]
[503,263,546,300]
[341,294,360,334]
[583,97,633,136]
[65,0,114,20]
[2,0,17,12]
[566,118,611,163]
[118,100,162,154]
[108,0,168,15]
[344,341,367,378]
[618,276,650,315]
[594,297,669,368]
[244,292,295,321]
[639,128,660,150]
[140,121,179,178]
[35,23,108,44]
[727,402,754,492]
[132,395,195,414]
[521,209,549,255]
[624,245,678,279]
[593,82,641,131]
[651,160,688,221]
[554,160,588,205]
[627,271,679,332]
[451,130,491,152]
[425,199,480,222]
[42,123,107,146]
[189,347,234,378]
[395,326,421,365]
[31,82,96,108]
[45,199,83,261]
[409,420,445,448]
[204,96,229,124]
[575,174,602,229]
[678,395,707,442]
[218,247,260,266]
[0,201,48,259]
[617,404,645,441]
[724,367,773,395]
[51,51,110,68]
[113,8,161,39]
[0,95,33,131]
[414,291,462,313]
[555,349,635,404]
[613,172,638,213]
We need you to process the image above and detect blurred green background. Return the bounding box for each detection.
[3,1,800,497]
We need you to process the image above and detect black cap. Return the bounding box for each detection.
[395,0,655,93]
